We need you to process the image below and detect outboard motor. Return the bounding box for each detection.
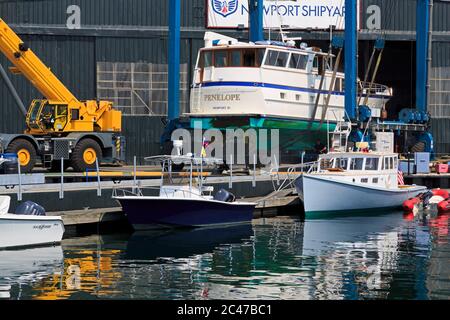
[213,189,236,203]
[15,201,46,216]
[422,190,434,207]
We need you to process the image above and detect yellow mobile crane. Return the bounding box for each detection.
[0,19,124,172]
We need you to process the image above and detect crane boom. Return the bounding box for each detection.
[0,18,78,104]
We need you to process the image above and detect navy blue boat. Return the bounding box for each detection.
[114,155,256,230]
[117,193,256,229]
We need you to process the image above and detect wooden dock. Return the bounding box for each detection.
[0,169,302,228]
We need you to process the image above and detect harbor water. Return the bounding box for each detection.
[0,211,448,300]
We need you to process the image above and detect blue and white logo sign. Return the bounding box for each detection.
[212,0,239,18]
[208,0,360,30]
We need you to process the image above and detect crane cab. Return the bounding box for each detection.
[26,100,70,135]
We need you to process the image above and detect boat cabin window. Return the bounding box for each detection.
[333,158,348,170]
[200,50,213,68]
[349,158,364,170]
[365,158,379,171]
[265,50,289,68]
[334,78,342,92]
[383,157,389,170]
[214,50,228,67]
[230,50,241,67]
[383,156,396,170]
[198,48,264,69]
[288,53,308,70]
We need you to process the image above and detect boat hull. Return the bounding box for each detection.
[0,215,65,249]
[116,197,256,230]
[295,174,428,217]
[177,115,335,163]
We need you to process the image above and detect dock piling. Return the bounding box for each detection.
[17,160,22,201]
[253,154,256,188]
[229,154,233,189]
[133,156,137,193]
[95,158,101,197]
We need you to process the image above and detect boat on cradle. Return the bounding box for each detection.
[0,196,64,249]
[113,155,257,230]
[182,32,393,155]
[294,151,427,217]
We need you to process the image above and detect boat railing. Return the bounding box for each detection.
[265,161,318,192]
[112,185,213,199]
[358,81,392,95]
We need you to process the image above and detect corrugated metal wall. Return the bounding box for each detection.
[0,0,206,28]
[122,116,165,164]
[1,0,450,160]
[361,0,450,32]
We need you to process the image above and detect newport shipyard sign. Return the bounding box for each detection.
[207,0,361,30]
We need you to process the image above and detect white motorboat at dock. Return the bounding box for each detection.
[294,151,427,217]
[0,196,64,249]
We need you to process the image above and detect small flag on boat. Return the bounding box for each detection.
[397,170,404,185]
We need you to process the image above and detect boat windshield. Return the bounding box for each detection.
[319,154,395,173]
[333,158,348,170]
[198,48,265,69]
[349,158,364,170]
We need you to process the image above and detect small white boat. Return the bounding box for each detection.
[294,151,427,217]
[0,196,65,249]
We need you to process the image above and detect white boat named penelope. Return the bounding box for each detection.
[294,151,427,217]
[0,196,65,249]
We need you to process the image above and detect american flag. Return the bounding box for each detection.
[397,170,405,185]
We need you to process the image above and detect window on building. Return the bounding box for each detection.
[265,50,289,67]
[97,62,188,116]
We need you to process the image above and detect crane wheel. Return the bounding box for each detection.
[71,139,103,172]
[5,139,37,173]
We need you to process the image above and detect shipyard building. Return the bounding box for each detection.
[0,0,450,163]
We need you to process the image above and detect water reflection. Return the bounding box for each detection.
[0,246,64,300]
[0,211,448,300]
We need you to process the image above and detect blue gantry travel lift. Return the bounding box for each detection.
[163,0,434,156]
[343,0,434,155]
